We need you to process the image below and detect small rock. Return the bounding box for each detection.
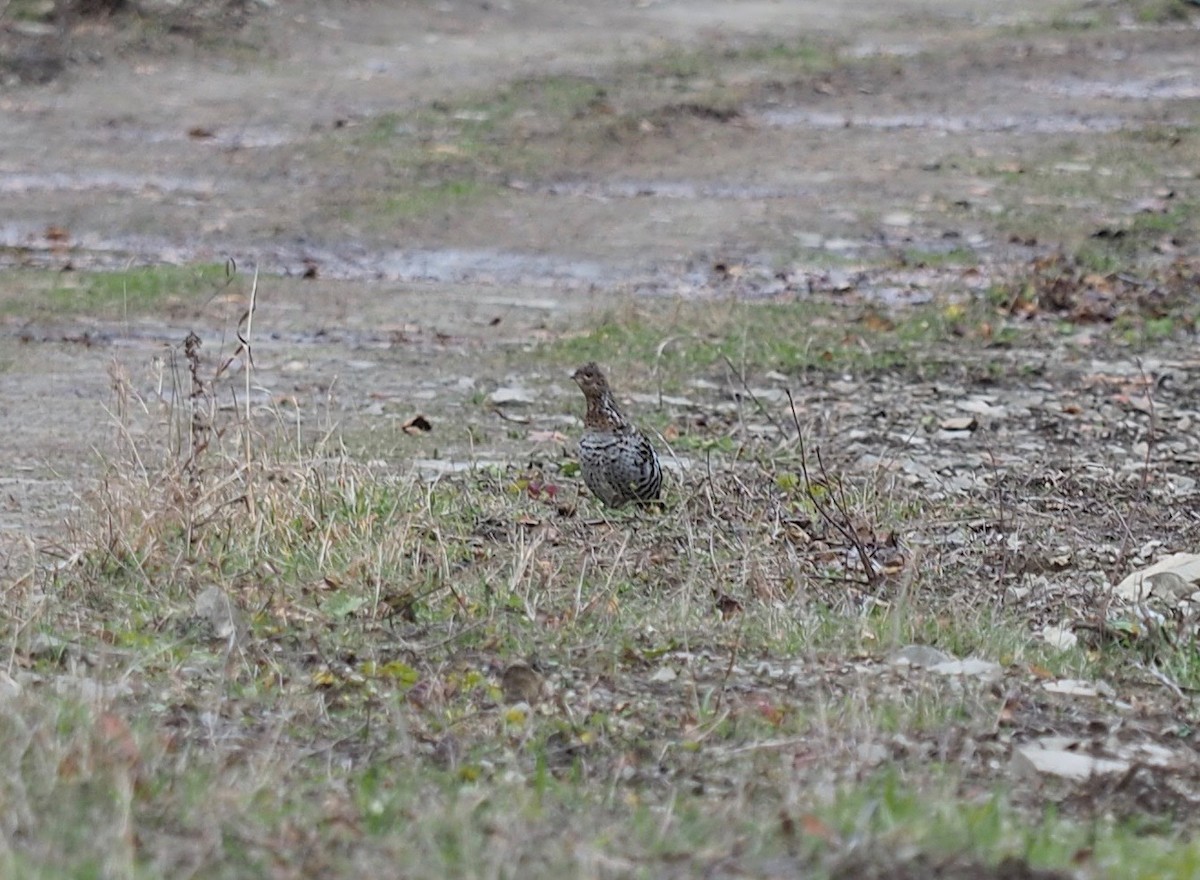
[194,585,244,642]
[929,658,1002,680]
[823,238,862,253]
[53,675,134,702]
[500,663,543,704]
[889,645,953,668]
[11,20,57,36]
[939,416,977,431]
[649,666,677,683]
[629,392,693,407]
[1114,553,1200,602]
[490,387,536,406]
[1039,625,1078,651]
[792,232,825,248]
[956,398,1005,417]
[856,742,890,765]
[28,632,71,660]
[1042,678,1114,698]
[0,671,21,702]
[1012,741,1127,780]
[1168,474,1197,494]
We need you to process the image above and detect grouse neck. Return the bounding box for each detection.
[585,389,628,430]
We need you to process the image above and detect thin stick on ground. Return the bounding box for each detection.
[721,353,788,439]
[1134,357,1158,495]
[786,388,878,588]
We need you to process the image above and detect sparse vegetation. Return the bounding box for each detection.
[5,247,1200,875]
[4,1,1200,876]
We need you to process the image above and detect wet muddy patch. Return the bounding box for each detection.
[757,109,1145,135]
[0,171,220,196]
[1036,73,1200,101]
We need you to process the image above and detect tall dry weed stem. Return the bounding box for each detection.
[83,272,280,576]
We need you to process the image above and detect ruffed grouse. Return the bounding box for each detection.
[572,362,663,508]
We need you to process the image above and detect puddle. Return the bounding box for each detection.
[0,227,624,289]
[6,316,430,353]
[0,225,221,269]
[0,171,219,196]
[758,109,1136,135]
[1036,75,1200,101]
[846,42,925,59]
[534,180,807,200]
[366,248,611,287]
[1,222,1026,307]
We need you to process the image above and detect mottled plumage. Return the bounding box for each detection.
[572,362,662,508]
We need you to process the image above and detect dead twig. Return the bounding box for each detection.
[786,389,878,587]
[721,353,787,439]
[1133,357,1158,495]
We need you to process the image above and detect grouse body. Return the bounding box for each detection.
[572,362,662,508]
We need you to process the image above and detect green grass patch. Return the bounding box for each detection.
[535,295,1013,389]
[0,264,232,318]
[1131,0,1197,23]
[361,178,499,223]
[818,772,1200,878]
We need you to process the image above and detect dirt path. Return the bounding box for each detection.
[8,0,1193,277]
[0,0,1197,552]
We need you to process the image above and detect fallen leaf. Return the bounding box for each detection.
[799,813,841,845]
[527,480,559,501]
[860,310,895,332]
[402,414,433,434]
[97,712,141,772]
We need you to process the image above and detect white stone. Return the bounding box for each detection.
[1013,744,1127,780]
[1115,553,1200,602]
[929,658,1002,680]
[1039,625,1078,651]
[1042,678,1114,698]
